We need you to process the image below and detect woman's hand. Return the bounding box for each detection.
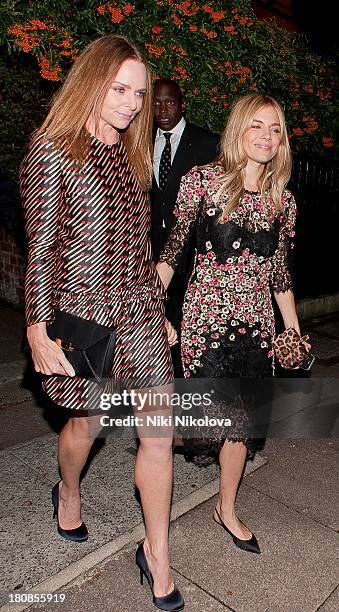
[156,262,174,291]
[164,318,178,347]
[27,322,75,376]
[302,335,312,353]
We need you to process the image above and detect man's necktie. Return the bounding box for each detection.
[159,132,172,191]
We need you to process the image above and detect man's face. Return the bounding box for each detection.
[153,83,183,131]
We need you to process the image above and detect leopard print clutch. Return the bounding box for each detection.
[272,327,310,369]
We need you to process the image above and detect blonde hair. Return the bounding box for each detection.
[216,93,292,219]
[35,35,153,189]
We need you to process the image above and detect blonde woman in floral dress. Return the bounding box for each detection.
[157,94,304,554]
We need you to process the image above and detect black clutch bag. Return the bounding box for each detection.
[46,310,116,382]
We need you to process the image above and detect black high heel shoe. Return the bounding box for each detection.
[213,507,261,554]
[136,542,184,611]
[51,482,88,542]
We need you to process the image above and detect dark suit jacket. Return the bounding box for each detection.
[150,121,220,262]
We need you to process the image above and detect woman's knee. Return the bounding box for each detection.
[138,434,173,456]
[68,414,102,440]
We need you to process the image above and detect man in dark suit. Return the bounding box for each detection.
[151,79,220,375]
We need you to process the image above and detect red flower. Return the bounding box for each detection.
[152,25,163,34]
[177,1,199,17]
[172,14,183,26]
[39,56,62,81]
[145,43,165,58]
[108,7,125,23]
[211,11,225,21]
[201,27,217,39]
[123,3,134,15]
[30,20,48,30]
[322,137,334,148]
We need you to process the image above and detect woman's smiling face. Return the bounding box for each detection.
[242,104,282,166]
[99,59,147,132]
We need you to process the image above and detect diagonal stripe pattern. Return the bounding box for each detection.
[20,134,173,410]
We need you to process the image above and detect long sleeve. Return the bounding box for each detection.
[159,167,202,271]
[270,191,297,293]
[20,135,62,326]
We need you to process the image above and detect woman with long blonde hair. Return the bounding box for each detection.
[21,34,184,611]
[157,93,307,554]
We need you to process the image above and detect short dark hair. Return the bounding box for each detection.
[153,79,183,103]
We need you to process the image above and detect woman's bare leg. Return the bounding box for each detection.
[214,440,252,539]
[135,436,173,597]
[134,385,174,598]
[57,413,103,529]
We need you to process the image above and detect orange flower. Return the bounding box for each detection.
[322,137,334,148]
[177,1,199,17]
[108,7,125,23]
[202,4,226,21]
[240,16,252,26]
[224,25,237,35]
[54,37,72,48]
[30,20,48,30]
[302,116,318,133]
[39,56,62,81]
[201,27,217,39]
[175,65,189,80]
[202,6,225,21]
[211,11,225,21]
[145,43,165,57]
[172,44,188,57]
[8,24,41,52]
[316,89,331,100]
[60,49,76,57]
[223,62,250,80]
[98,3,133,18]
[292,128,303,136]
[152,25,163,34]
[189,24,198,32]
[172,14,183,26]
[123,3,134,16]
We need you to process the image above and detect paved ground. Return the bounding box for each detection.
[0,307,338,611]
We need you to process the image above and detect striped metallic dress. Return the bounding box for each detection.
[20,133,173,410]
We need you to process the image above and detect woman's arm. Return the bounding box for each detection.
[156,261,174,291]
[274,289,300,335]
[20,135,75,376]
[157,167,203,287]
[271,191,300,333]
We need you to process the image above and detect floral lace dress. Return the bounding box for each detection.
[159,163,296,463]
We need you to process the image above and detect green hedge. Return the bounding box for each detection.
[0,0,337,179]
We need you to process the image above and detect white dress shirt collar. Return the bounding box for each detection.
[156,116,186,140]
